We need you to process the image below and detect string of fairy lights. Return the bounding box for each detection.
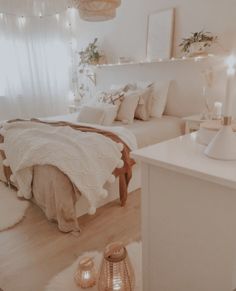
[0,5,80,101]
[0,5,78,31]
[0,3,75,19]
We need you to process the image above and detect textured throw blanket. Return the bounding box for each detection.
[35,119,136,206]
[0,120,135,232]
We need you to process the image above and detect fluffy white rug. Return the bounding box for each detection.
[0,182,29,231]
[45,242,142,291]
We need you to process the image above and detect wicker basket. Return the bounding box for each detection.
[98,242,135,291]
[77,0,121,11]
[79,7,116,22]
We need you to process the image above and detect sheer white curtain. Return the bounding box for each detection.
[0,8,72,120]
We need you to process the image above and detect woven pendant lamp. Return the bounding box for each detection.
[72,0,121,21]
[79,0,121,11]
[79,7,116,21]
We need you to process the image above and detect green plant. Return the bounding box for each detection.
[179,30,217,53]
[79,38,102,65]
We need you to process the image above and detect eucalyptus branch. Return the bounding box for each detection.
[179,31,218,53]
[79,38,102,65]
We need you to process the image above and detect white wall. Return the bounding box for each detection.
[93,59,225,117]
[73,0,236,117]
[74,0,236,62]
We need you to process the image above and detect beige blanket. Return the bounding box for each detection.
[32,165,81,232]
[0,120,135,232]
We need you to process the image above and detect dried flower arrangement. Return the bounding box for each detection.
[79,38,102,65]
[179,30,218,55]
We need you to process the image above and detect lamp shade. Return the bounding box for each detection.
[72,0,121,21]
[78,0,121,11]
[79,7,116,21]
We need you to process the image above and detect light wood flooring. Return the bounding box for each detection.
[0,190,140,291]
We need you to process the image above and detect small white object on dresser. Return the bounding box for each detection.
[131,133,236,291]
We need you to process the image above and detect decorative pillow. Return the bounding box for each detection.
[98,89,124,107]
[149,81,170,118]
[134,87,153,121]
[95,103,118,126]
[111,83,137,92]
[116,91,141,124]
[77,106,105,125]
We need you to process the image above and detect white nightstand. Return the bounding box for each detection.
[183,114,207,134]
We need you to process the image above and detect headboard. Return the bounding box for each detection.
[93,58,226,118]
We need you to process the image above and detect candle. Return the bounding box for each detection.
[224,55,236,116]
[214,102,222,119]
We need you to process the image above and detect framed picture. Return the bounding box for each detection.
[146,8,175,61]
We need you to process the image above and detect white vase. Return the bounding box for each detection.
[189,42,209,57]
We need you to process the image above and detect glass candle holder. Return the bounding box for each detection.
[74,257,97,289]
[98,242,135,291]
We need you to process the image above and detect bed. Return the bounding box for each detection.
[114,115,185,148]
[39,113,185,215]
[0,113,184,231]
[44,112,184,148]
[75,114,184,216]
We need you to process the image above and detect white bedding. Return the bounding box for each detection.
[0,113,184,218]
[42,113,137,150]
[0,114,183,185]
[44,113,184,149]
[1,121,129,214]
[113,116,185,148]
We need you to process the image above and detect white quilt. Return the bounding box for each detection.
[0,121,132,214]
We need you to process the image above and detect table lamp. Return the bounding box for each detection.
[204,55,236,160]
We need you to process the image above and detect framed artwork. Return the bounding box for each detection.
[146,8,175,60]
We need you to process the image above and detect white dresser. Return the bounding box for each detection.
[131,133,236,291]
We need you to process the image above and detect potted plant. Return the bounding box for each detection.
[179,31,218,56]
[79,38,103,65]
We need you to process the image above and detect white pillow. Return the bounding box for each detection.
[150,81,170,118]
[77,106,105,125]
[116,91,141,124]
[134,87,153,121]
[95,103,118,126]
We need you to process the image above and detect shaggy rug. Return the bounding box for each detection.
[0,182,29,231]
[45,242,142,291]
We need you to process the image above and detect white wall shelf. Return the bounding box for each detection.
[91,54,221,69]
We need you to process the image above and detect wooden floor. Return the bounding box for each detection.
[0,190,140,291]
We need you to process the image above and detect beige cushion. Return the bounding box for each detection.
[95,103,118,126]
[116,91,140,124]
[134,88,153,121]
[77,106,105,125]
[150,81,170,118]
